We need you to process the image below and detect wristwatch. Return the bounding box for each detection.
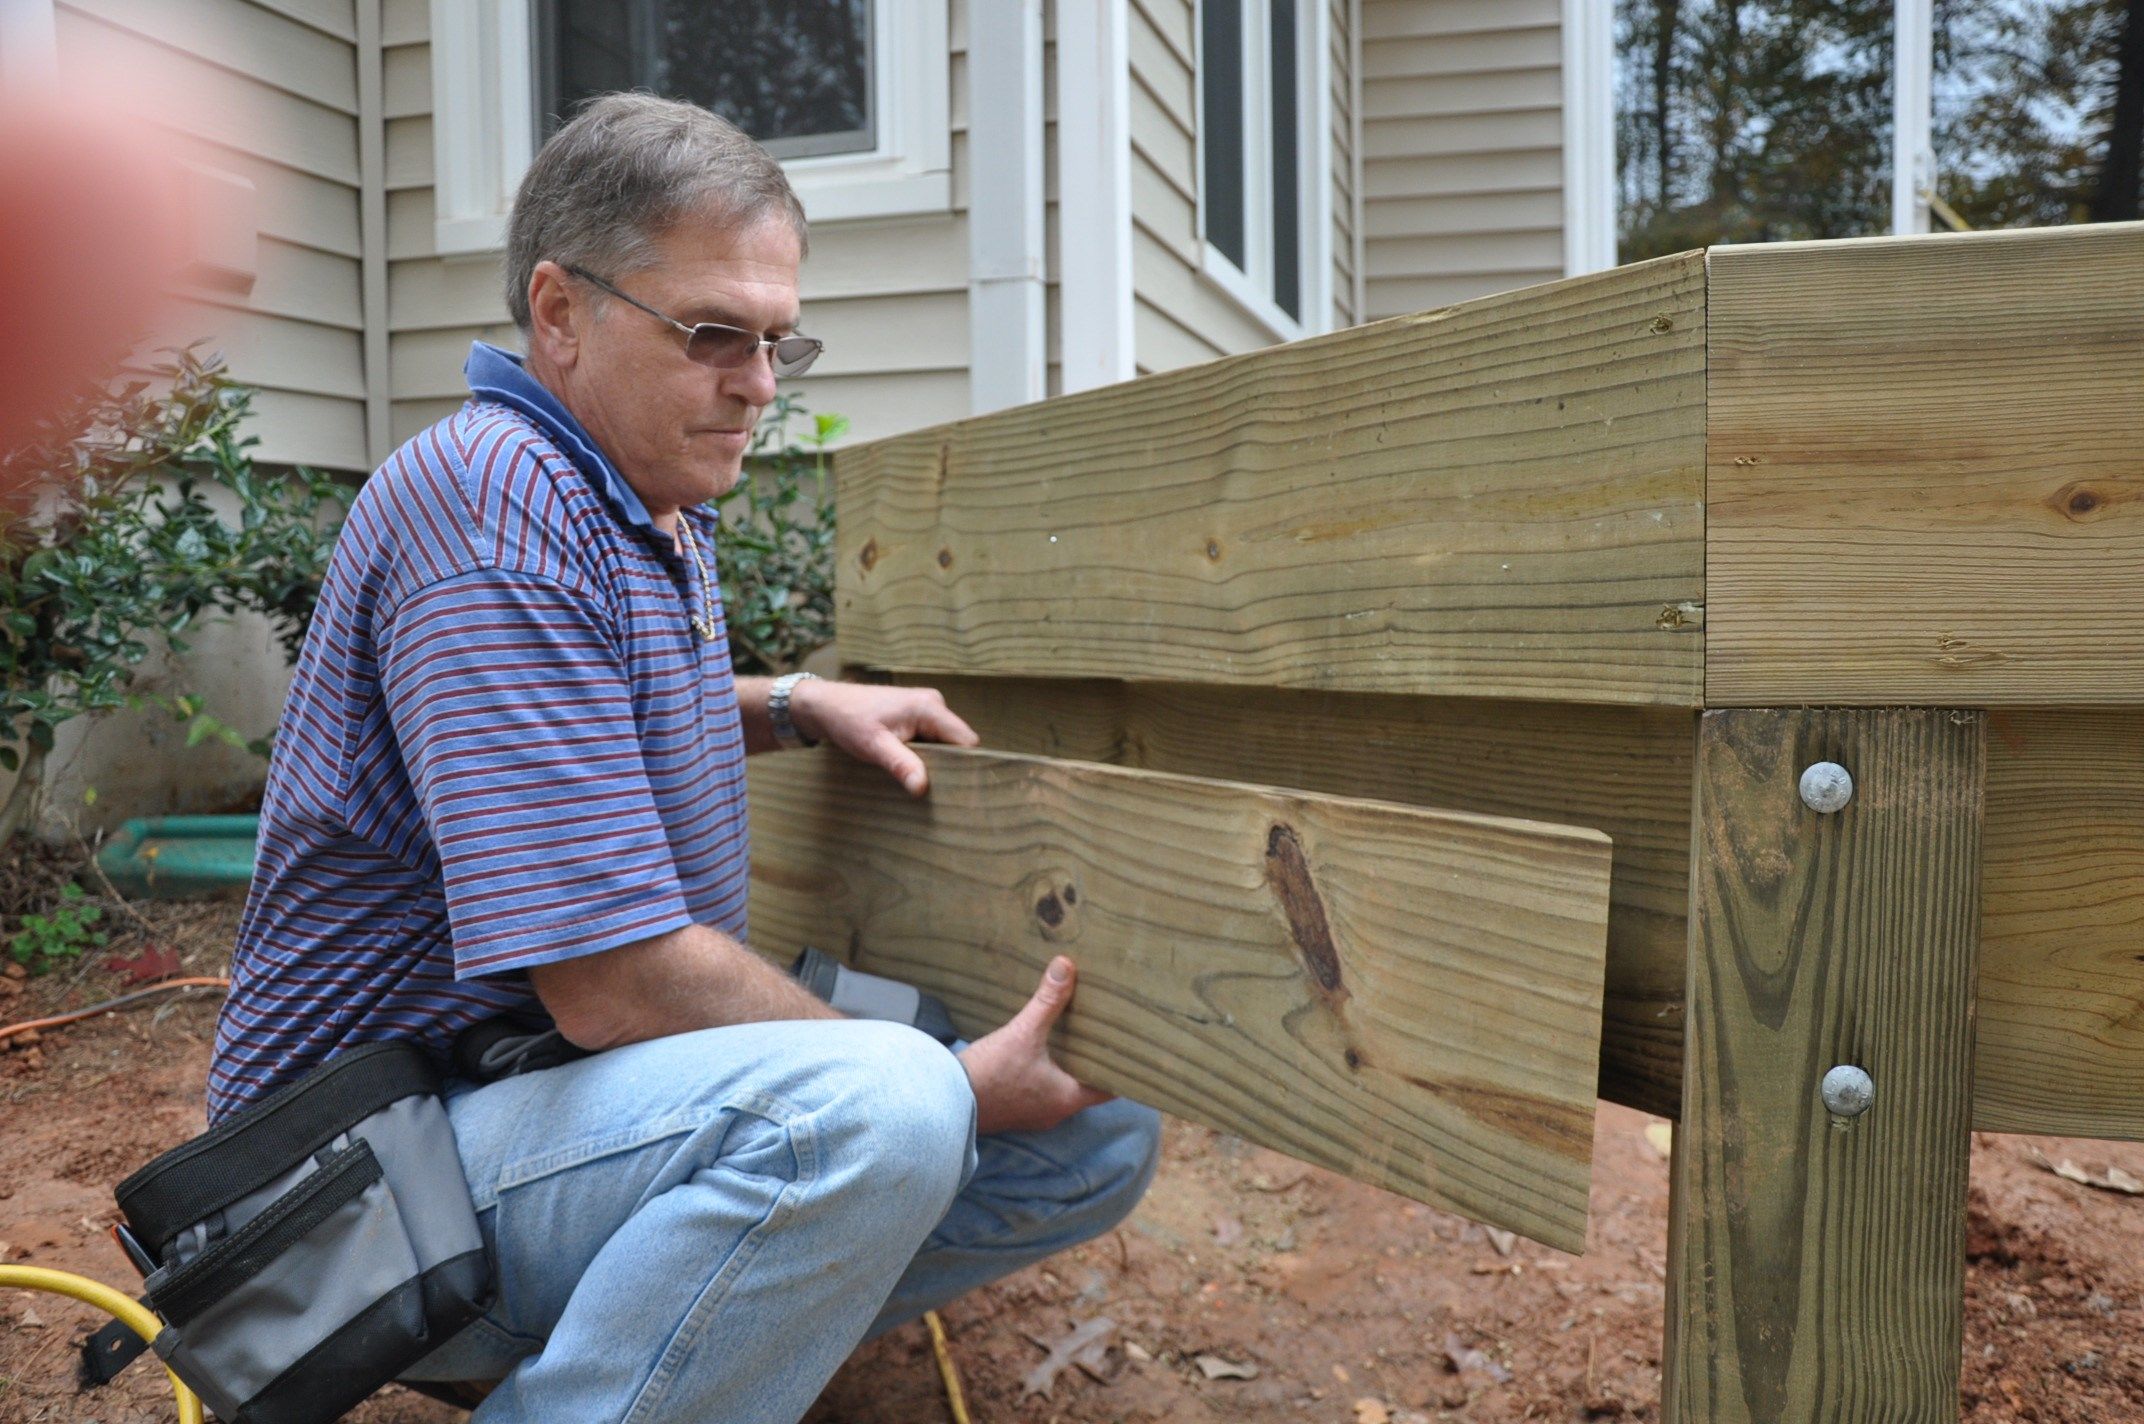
[767,671,821,749]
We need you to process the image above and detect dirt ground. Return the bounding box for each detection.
[4,893,2143,1423]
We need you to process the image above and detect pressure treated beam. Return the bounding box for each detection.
[835,252,1706,707]
[896,674,1693,1119]
[1665,709,1983,1423]
[1705,222,2144,705]
[746,745,1615,1252]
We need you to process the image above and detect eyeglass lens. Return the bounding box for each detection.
[683,325,822,377]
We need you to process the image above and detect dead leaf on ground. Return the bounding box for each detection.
[104,942,181,986]
[1442,1334,1514,1385]
[2031,1148,2144,1196]
[1021,1316,1117,1398]
[1353,1398,1391,1424]
[1194,1353,1259,1381]
[1644,1122,1674,1159]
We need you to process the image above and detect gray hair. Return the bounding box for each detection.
[505,93,809,332]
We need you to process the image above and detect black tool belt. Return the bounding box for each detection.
[93,1042,493,1424]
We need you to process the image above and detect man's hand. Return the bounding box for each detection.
[958,956,1113,1136]
[792,679,978,796]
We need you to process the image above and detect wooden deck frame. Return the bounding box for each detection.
[747,220,2144,1420]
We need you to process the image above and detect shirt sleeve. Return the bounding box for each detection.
[377,568,695,979]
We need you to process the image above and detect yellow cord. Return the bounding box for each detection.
[924,1309,972,1424]
[0,1264,203,1424]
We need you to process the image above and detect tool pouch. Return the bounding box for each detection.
[109,1041,492,1424]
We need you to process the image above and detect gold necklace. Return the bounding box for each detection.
[674,515,721,642]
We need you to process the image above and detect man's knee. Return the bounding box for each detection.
[809,1021,975,1216]
[1076,1099,1164,1230]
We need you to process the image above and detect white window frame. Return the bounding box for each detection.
[1565,0,1943,267]
[1194,0,1335,343]
[431,0,951,257]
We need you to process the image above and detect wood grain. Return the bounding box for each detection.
[896,673,1694,1118]
[836,252,1706,706]
[1978,708,2144,1137]
[1706,223,2144,705]
[1665,709,1983,1423]
[746,744,1615,1251]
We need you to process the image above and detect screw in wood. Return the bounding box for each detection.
[1799,761,1854,813]
[1821,1064,1875,1117]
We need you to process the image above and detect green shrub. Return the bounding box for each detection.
[7,881,108,974]
[712,394,843,676]
[0,347,345,843]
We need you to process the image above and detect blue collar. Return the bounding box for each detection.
[463,341,665,541]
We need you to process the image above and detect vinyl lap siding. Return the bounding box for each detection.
[54,0,371,469]
[383,0,974,449]
[1128,0,1280,375]
[1359,0,1565,319]
[1330,0,1357,326]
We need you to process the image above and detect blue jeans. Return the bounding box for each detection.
[399,1018,1162,1424]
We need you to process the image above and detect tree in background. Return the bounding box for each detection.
[1615,0,2143,260]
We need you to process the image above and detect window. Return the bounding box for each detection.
[1931,0,2143,229]
[1199,0,1327,337]
[540,1,875,159]
[432,0,948,255]
[1604,0,2142,263]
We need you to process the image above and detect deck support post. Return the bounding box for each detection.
[1664,708,1984,1423]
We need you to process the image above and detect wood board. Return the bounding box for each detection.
[746,745,1615,1252]
[890,673,1694,1119]
[1705,222,2144,705]
[834,252,1707,707]
[1666,708,1982,1422]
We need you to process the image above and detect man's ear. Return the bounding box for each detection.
[526,260,583,370]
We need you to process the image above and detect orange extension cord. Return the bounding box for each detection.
[0,976,229,1047]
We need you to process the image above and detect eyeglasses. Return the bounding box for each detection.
[562,264,824,377]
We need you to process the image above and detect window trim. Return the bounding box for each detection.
[1567,0,1947,267]
[1193,0,1335,343]
[432,0,951,257]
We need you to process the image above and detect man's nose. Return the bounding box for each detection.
[720,347,780,408]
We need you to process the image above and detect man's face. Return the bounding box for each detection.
[545,212,803,516]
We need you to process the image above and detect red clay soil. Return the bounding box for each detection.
[3,906,2141,1423]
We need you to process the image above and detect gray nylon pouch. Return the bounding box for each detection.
[115,1042,492,1424]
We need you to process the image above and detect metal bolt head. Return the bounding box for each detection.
[1800,761,1854,813]
[1821,1064,1875,1118]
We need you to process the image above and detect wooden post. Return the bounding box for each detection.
[1665,708,1985,1423]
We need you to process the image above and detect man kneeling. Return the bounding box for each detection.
[208,92,1161,1423]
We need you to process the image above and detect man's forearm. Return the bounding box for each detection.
[529,922,839,1051]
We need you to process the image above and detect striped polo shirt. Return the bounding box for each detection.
[207,342,749,1120]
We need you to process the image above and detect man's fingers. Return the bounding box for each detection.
[915,700,980,748]
[1012,956,1078,1036]
[862,727,930,796]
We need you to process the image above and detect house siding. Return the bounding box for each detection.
[1331,0,1358,326]
[1359,0,1565,318]
[1128,0,1292,375]
[382,0,978,450]
[55,0,372,471]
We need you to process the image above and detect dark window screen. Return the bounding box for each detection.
[544,0,874,159]
[1270,0,1300,318]
[1202,0,1246,268]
